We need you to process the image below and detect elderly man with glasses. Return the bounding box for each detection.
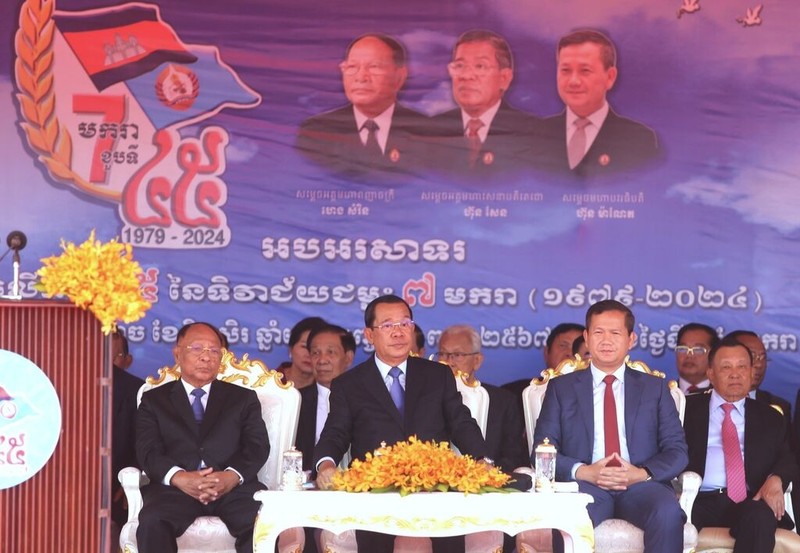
[675,322,720,396]
[427,29,544,178]
[314,295,488,553]
[437,324,529,474]
[135,322,269,553]
[296,33,428,177]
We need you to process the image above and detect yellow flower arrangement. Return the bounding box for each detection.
[332,436,511,496]
[36,230,152,334]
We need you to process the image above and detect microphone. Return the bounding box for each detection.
[7,230,27,251]
[0,230,27,299]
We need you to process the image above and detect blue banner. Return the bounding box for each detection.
[1,0,798,410]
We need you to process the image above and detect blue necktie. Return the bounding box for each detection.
[388,366,405,416]
[191,388,205,423]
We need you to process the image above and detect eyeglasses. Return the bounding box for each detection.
[185,345,223,357]
[371,319,415,332]
[675,346,708,356]
[447,61,499,77]
[339,61,392,76]
[435,352,480,362]
[753,353,768,363]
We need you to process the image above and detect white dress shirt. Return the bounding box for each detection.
[565,103,609,156]
[460,100,502,143]
[353,104,396,153]
[700,391,746,491]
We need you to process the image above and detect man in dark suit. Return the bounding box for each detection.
[296,33,428,177]
[295,324,355,553]
[534,300,688,553]
[135,322,269,553]
[685,337,797,552]
[295,324,356,474]
[540,29,659,178]
[315,295,488,553]
[427,29,542,178]
[675,323,720,396]
[438,324,529,473]
[725,330,793,420]
[112,330,145,533]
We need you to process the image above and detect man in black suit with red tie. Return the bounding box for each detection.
[135,322,269,553]
[296,33,427,177]
[427,29,542,179]
[314,295,488,553]
[684,336,798,552]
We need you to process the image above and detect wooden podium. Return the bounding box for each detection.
[0,300,111,553]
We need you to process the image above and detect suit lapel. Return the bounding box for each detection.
[574,370,594,444]
[199,380,227,439]
[172,380,199,435]
[623,368,644,444]
[743,398,758,491]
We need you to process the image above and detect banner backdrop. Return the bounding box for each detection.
[1,0,798,406]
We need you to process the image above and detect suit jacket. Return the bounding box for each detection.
[314,355,487,466]
[113,367,145,478]
[534,367,688,482]
[425,101,544,178]
[136,379,269,486]
[755,389,792,422]
[296,103,428,177]
[484,383,529,473]
[684,393,798,528]
[540,109,659,179]
[295,383,320,472]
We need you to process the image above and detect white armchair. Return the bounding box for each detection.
[685,478,799,552]
[318,372,503,553]
[119,351,304,553]
[518,355,697,553]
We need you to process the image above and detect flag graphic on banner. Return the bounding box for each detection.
[125,45,261,130]
[54,3,197,91]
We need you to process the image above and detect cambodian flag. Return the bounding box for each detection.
[54,3,197,91]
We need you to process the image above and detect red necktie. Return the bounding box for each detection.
[721,403,747,502]
[466,118,484,167]
[603,375,621,466]
[687,385,700,394]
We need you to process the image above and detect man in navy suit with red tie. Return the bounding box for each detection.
[534,300,688,553]
[685,336,797,552]
[135,322,269,553]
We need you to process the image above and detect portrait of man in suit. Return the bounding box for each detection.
[540,29,660,179]
[533,300,688,553]
[135,322,269,553]
[684,336,797,552]
[314,295,488,553]
[427,29,542,178]
[295,33,428,177]
[675,322,720,396]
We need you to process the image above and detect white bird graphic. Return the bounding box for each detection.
[736,4,763,26]
[677,0,701,19]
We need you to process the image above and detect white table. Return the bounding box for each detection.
[254,489,594,553]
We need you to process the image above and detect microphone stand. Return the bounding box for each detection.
[11,249,21,299]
